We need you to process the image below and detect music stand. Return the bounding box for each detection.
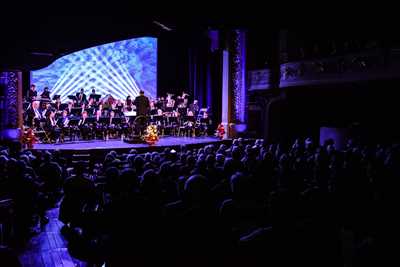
[127,116,137,124]
[38,97,51,103]
[67,95,77,101]
[111,117,122,124]
[71,107,82,116]
[90,94,101,102]
[178,107,187,115]
[68,117,80,126]
[200,118,209,124]
[186,115,195,122]
[85,107,94,115]
[60,103,68,110]
[168,117,178,124]
[153,115,163,122]
[86,117,95,124]
[99,117,109,124]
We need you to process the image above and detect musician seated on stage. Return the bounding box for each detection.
[184,110,196,137]
[125,95,133,111]
[89,88,97,101]
[53,96,62,112]
[45,109,60,143]
[150,100,158,115]
[76,88,88,106]
[22,89,219,142]
[40,87,51,99]
[157,96,166,110]
[24,100,49,131]
[28,84,37,102]
[190,99,200,117]
[116,99,124,116]
[106,110,121,139]
[57,110,70,142]
[200,111,212,136]
[41,103,52,119]
[176,95,184,108]
[87,97,94,108]
[94,109,106,140]
[78,110,91,140]
[27,100,43,128]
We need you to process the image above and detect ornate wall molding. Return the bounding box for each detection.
[0,71,19,128]
[230,30,246,124]
[249,50,400,90]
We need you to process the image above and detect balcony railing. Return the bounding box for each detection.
[248,49,400,91]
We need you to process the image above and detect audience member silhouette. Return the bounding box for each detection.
[0,137,388,266]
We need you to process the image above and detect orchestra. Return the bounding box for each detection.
[23,86,213,144]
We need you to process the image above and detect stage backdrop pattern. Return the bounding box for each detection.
[31,37,157,102]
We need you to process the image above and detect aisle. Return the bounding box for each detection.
[18,208,87,267]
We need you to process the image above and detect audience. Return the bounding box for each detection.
[0,137,390,266]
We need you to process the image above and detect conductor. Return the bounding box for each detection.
[134,90,150,116]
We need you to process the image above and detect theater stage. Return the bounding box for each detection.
[31,137,228,159]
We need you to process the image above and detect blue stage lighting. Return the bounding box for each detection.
[31,37,157,102]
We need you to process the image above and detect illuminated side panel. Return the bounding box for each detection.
[31,37,157,102]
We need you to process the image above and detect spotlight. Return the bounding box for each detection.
[30,52,54,56]
[153,21,173,31]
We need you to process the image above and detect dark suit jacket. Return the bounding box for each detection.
[76,93,87,104]
[134,95,150,116]
[28,89,37,101]
[41,91,50,99]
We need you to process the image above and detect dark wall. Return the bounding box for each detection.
[158,31,223,126]
[157,33,191,97]
[280,80,400,143]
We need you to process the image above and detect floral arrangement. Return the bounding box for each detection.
[144,124,159,145]
[22,128,37,149]
[216,123,225,139]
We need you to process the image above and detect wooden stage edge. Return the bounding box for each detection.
[30,136,231,155]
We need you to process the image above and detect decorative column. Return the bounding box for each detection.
[221,50,230,138]
[17,72,23,129]
[0,71,22,141]
[230,29,247,136]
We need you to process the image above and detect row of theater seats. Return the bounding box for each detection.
[0,137,394,266]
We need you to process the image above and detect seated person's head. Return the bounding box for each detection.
[105,167,120,188]
[134,156,145,170]
[0,155,8,168]
[230,172,252,198]
[184,174,210,203]
[74,161,86,176]
[231,146,242,161]
[120,168,138,192]
[215,153,225,166]
[205,154,215,167]
[159,161,172,177]
[43,151,52,162]
[140,169,160,194]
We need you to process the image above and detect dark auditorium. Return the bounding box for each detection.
[0,12,396,267]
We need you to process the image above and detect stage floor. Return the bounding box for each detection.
[33,136,223,151]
